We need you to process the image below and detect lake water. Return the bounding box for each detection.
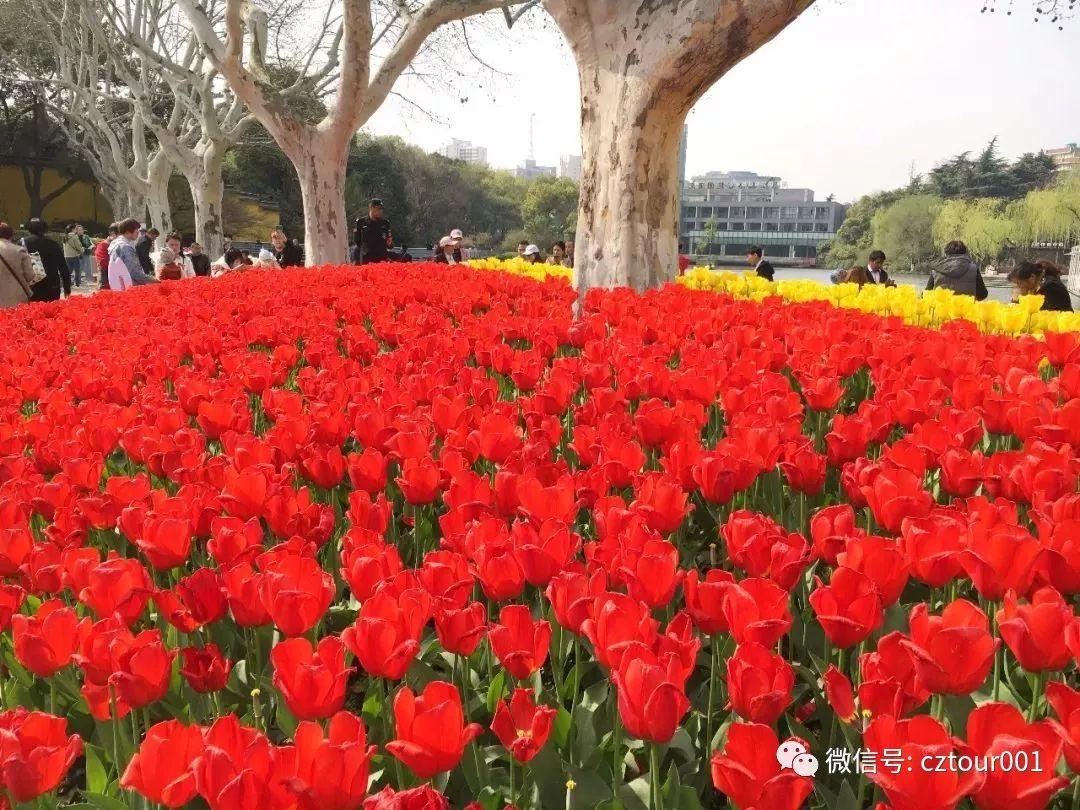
[709,266,1015,304]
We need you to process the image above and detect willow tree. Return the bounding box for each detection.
[173,0,540,265]
[540,0,815,293]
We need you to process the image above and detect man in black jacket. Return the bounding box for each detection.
[867,250,893,285]
[746,246,775,281]
[352,200,392,264]
[20,218,65,302]
[135,228,158,279]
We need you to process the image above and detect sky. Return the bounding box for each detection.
[363,0,1080,203]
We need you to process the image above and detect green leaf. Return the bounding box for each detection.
[83,793,131,810]
[553,706,573,749]
[275,701,298,740]
[568,762,617,809]
[834,780,861,810]
[486,670,507,715]
[85,744,108,794]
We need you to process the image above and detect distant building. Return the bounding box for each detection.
[677,126,689,246]
[681,170,846,264]
[516,159,557,181]
[558,155,582,182]
[1047,143,1080,172]
[440,139,488,165]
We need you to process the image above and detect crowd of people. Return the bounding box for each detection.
[0,208,1073,314]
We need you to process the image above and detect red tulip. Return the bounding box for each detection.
[683,568,736,636]
[837,534,910,608]
[778,439,827,496]
[546,569,606,635]
[271,636,352,720]
[862,466,933,534]
[258,553,335,637]
[996,586,1075,673]
[966,702,1069,810]
[193,714,285,810]
[809,504,859,566]
[434,602,487,656]
[134,515,193,570]
[903,599,998,695]
[11,599,79,677]
[362,785,449,810]
[347,447,388,495]
[958,513,1045,601]
[621,535,683,608]
[863,714,983,810]
[823,665,856,723]
[860,631,930,718]
[581,591,659,670]
[396,456,441,505]
[630,472,689,534]
[0,583,25,631]
[722,510,809,590]
[342,588,429,680]
[939,448,984,498]
[490,688,557,762]
[386,681,483,778]
[180,644,233,693]
[513,518,581,587]
[613,642,691,743]
[720,577,793,648]
[0,709,84,802]
[286,712,377,810]
[474,540,526,601]
[121,719,204,807]
[710,723,814,810]
[900,509,965,588]
[78,555,152,625]
[726,642,794,724]
[221,563,272,627]
[110,629,176,710]
[488,604,551,681]
[1045,680,1080,773]
[809,566,883,648]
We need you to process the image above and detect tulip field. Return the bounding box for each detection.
[1,264,1080,810]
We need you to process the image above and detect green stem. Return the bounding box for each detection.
[650,743,663,810]
[705,636,718,754]
[612,706,622,802]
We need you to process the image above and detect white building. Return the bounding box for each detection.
[558,155,582,182]
[440,139,489,166]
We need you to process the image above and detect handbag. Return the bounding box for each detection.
[0,252,33,300]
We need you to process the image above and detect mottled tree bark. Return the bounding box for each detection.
[542,0,815,294]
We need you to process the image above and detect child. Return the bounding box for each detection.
[156,247,184,281]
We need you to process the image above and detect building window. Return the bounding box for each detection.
[715,207,729,218]
[682,207,695,219]
[764,223,779,232]
[799,207,815,219]
[797,223,813,232]
[815,223,828,232]
[747,206,763,218]
[816,207,830,219]
[729,207,746,218]
[763,207,779,219]
[731,222,744,231]
[747,223,762,231]
[716,222,728,231]
[780,206,798,219]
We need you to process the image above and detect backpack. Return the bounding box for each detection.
[26,253,47,284]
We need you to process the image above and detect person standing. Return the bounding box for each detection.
[108,218,158,290]
[62,224,83,295]
[187,243,211,277]
[517,241,529,258]
[353,199,392,264]
[135,227,158,280]
[746,246,775,281]
[927,241,987,300]
[547,241,567,266]
[564,240,575,268]
[95,226,118,289]
[866,250,893,285]
[21,218,64,302]
[78,225,94,284]
[449,229,469,261]
[0,222,37,308]
[521,244,542,264]
[270,230,304,267]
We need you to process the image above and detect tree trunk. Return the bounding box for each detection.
[574,72,687,291]
[288,131,349,266]
[145,153,173,243]
[543,0,815,293]
[186,141,227,259]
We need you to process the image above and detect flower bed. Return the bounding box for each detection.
[679,268,1080,335]
[0,265,1078,810]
